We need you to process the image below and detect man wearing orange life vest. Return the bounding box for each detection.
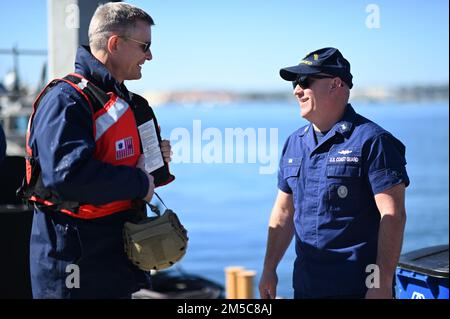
[27,3,171,298]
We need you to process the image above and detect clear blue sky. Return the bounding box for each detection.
[0,0,448,93]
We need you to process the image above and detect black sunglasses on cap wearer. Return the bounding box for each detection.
[120,36,151,52]
[292,74,335,89]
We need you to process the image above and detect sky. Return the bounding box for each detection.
[0,0,449,94]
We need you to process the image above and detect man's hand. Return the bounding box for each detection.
[142,174,155,202]
[136,154,146,172]
[160,139,172,163]
[365,285,393,299]
[137,155,155,202]
[259,270,278,299]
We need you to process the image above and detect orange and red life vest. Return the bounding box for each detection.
[20,73,173,219]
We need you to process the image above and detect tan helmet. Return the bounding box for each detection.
[123,209,188,271]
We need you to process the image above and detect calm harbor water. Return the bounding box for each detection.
[152,101,449,298]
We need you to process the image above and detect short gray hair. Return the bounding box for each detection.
[88,2,154,51]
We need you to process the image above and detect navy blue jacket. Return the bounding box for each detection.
[278,104,409,298]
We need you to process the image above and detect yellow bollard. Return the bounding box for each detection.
[224,266,244,299]
[236,270,256,299]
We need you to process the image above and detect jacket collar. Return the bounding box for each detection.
[74,46,132,102]
[299,104,357,154]
[333,103,356,138]
[298,104,356,137]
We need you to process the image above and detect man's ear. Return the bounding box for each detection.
[330,78,344,89]
[107,35,120,54]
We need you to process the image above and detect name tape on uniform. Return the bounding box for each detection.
[329,156,360,163]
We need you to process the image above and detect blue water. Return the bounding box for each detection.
[152,101,449,298]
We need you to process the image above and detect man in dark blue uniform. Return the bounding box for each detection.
[27,3,171,298]
[259,48,409,299]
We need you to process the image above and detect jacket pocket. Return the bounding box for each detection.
[326,163,362,214]
[52,219,82,263]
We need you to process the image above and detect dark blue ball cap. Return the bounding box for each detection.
[280,47,353,89]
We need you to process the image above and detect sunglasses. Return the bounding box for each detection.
[292,74,335,89]
[120,36,151,52]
